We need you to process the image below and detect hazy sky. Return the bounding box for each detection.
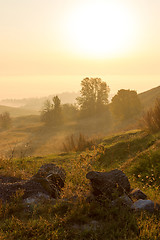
[0,0,160,99]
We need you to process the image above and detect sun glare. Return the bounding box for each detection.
[64,1,138,58]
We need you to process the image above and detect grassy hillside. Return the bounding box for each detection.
[0,105,39,117]
[138,85,160,111]
[0,129,160,239]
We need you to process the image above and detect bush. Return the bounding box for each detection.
[141,98,160,133]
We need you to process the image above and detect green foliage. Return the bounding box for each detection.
[0,112,11,129]
[111,89,142,121]
[141,98,160,133]
[77,77,110,117]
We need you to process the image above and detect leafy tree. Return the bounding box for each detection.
[0,112,11,129]
[52,96,62,125]
[110,89,142,120]
[41,99,53,124]
[77,77,110,117]
[62,103,78,121]
[41,96,62,125]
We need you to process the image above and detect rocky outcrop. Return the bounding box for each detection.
[0,164,66,202]
[86,169,160,213]
[86,169,130,200]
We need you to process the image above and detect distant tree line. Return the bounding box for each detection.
[41,77,142,126]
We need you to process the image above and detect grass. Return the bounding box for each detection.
[62,133,100,152]
[0,129,160,239]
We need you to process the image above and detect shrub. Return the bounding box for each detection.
[0,112,11,129]
[141,98,160,133]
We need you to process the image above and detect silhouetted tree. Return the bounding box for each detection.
[77,77,110,117]
[41,96,62,125]
[110,89,141,120]
[0,112,11,129]
[52,96,62,125]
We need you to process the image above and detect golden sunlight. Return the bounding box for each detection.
[65,1,138,58]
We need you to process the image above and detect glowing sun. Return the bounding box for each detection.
[64,1,137,58]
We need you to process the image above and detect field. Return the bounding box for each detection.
[0,129,160,239]
[0,113,113,159]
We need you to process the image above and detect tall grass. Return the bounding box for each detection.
[141,98,160,133]
[62,133,99,152]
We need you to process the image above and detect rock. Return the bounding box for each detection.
[0,180,50,202]
[0,164,66,202]
[24,192,50,204]
[31,164,66,198]
[130,189,147,200]
[112,194,133,208]
[86,169,130,200]
[131,199,160,212]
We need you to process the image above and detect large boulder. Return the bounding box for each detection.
[86,169,130,200]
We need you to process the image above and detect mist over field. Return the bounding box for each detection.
[0,0,160,239]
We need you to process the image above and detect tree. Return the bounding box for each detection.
[62,103,78,122]
[52,96,62,125]
[77,77,110,117]
[0,112,11,129]
[110,89,142,120]
[41,96,62,125]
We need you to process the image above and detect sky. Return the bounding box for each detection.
[0,0,160,99]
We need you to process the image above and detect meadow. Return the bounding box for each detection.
[0,128,159,239]
[0,86,159,239]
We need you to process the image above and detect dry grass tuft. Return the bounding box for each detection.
[62,133,99,152]
[140,98,160,133]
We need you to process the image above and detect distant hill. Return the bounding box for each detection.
[138,85,160,111]
[0,92,80,111]
[0,105,39,117]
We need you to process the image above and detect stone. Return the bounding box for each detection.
[31,163,66,198]
[0,164,66,202]
[130,189,147,200]
[24,192,50,204]
[112,194,133,208]
[86,169,130,200]
[131,199,157,212]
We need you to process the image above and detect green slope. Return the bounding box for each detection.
[0,129,160,239]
